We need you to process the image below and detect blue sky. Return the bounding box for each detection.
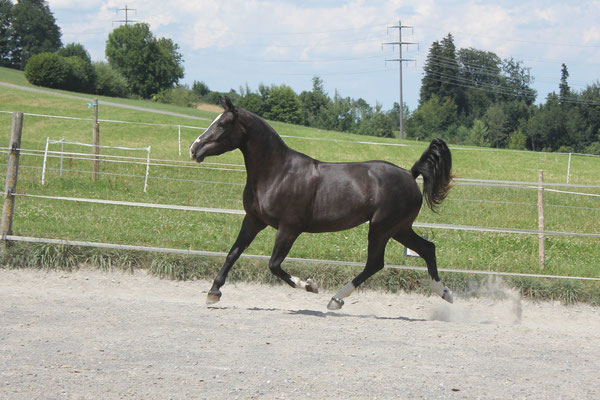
[47,0,600,111]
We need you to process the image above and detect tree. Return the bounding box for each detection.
[420,40,443,105]
[408,94,458,141]
[559,63,570,105]
[299,76,330,126]
[524,94,566,151]
[11,0,61,69]
[192,81,210,98]
[483,103,509,148]
[579,82,600,146]
[420,34,466,114]
[358,110,394,138]
[467,119,490,147]
[264,85,302,124]
[457,47,502,117]
[500,58,536,105]
[507,129,527,150]
[57,42,91,63]
[106,23,183,98]
[0,0,14,67]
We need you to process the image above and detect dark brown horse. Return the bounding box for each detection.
[189,97,454,310]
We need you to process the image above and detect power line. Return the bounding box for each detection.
[422,71,600,106]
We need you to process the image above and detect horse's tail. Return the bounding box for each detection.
[410,138,454,212]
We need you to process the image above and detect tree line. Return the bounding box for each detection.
[410,33,600,155]
[194,34,600,154]
[1,1,598,154]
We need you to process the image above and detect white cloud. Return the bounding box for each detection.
[41,0,600,108]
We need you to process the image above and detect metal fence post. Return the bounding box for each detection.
[1,112,24,252]
[92,99,100,181]
[59,136,65,177]
[144,146,151,193]
[566,152,572,184]
[41,137,49,185]
[178,125,181,156]
[537,170,545,269]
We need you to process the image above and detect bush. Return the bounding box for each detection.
[93,61,129,97]
[57,43,92,63]
[153,86,194,107]
[24,52,71,89]
[24,52,96,93]
[65,56,96,93]
[358,112,394,138]
[584,142,600,156]
[507,129,527,150]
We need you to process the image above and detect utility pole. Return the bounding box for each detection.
[382,21,417,139]
[115,5,136,26]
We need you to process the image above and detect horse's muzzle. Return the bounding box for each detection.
[189,143,204,163]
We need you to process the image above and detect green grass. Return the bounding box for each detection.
[1,67,599,304]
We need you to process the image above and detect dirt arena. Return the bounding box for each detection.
[1,267,598,399]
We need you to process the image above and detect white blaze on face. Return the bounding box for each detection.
[189,112,223,158]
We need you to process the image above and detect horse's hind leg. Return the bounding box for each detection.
[393,229,453,303]
[207,215,266,304]
[327,225,388,310]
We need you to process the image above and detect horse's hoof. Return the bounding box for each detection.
[306,279,319,294]
[327,297,344,310]
[442,288,454,304]
[206,291,222,305]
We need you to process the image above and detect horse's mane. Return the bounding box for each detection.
[238,107,290,150]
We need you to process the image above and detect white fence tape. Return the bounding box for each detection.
[13,193,600,238]
[6,235,600,282]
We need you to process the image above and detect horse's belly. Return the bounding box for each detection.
[306,193,373,233]
[305,216,367,233]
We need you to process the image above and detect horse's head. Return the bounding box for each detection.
[189,96,245,163]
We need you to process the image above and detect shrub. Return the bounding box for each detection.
[57,43,92,63]
[24,52,96,93]
[507,129,527,150]
[93,61,129,97]
[153,86,194,107]
[24,52,71,89]
[584,142,600,155]
[65,56,96,93]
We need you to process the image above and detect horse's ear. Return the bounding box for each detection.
[220,96,235,113]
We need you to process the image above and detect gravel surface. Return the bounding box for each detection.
[1,267,599,399]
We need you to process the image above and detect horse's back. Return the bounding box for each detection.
[306,160,422,232]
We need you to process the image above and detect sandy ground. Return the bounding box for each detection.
[1,267,599,400]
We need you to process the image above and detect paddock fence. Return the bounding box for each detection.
[1,111,599,283]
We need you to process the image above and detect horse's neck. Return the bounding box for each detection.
[240,117,289,180]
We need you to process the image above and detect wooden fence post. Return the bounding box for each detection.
[537,170,545,269]
[92,99,100,181]
[1,112,24,252]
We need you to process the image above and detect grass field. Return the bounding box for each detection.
[1,66,599,304]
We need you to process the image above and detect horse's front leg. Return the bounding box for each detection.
[268,228,318,294]
[207,214,266,304]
